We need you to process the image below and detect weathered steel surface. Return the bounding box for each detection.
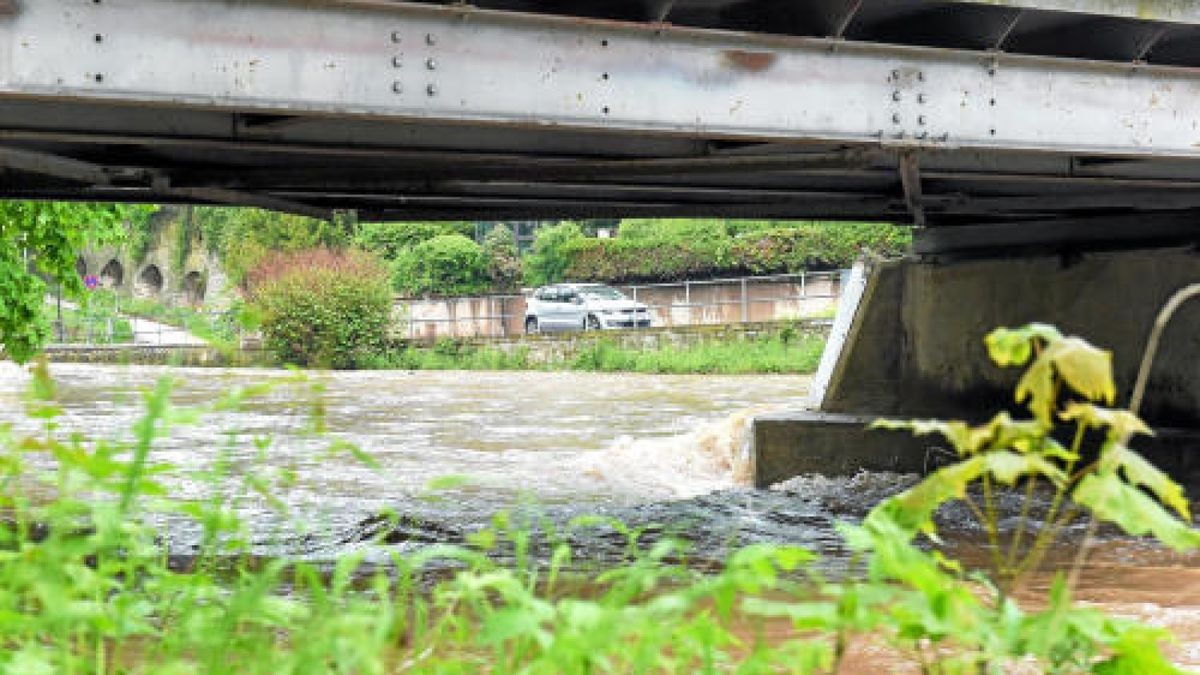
[2,0,1200,229]
[3,0,1198,154]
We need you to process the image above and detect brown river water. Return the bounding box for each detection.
[0,362,1198,668]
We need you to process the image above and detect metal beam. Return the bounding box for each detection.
[0,145,113,185]
[899,150,925,226]
[930,190,1200,214]
[913,211,1200,255]
[951,0,1200,25]
[6,0,1200,159]
[165,187,334,220]
[831,0,864,39]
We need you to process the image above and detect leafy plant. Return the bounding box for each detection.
[850,323,1197,671]
[247,248,393,368]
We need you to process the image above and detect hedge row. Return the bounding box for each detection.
[558,223,910,283]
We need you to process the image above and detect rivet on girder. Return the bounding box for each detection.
[392,55,403,68]
[392,81,404,94]
[391,31,403,44]
[917,94,926,104]
[94,34,103,44]
[427,83,438,96]
[892,90,901,102]
[426,33,437,46]
[892,113,901,124]
[426,58,437,71]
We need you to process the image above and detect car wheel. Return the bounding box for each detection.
[525,317,540,334]
[585,314,602,330]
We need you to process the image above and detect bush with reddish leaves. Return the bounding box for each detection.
[246,249,392,368]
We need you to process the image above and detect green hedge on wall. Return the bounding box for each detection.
[552,222,909,284]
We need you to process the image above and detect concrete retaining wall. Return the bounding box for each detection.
[40,345,267,367]
[398,273,843,340]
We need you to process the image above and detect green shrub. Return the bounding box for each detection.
[353,221,475,261]
[393,234,489,296]
[247,249,392,368]
[522,221,585,286]
[482,224,522,291]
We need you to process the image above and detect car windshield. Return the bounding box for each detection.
[579,286,626,300]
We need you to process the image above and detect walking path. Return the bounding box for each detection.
[47,297,208,346]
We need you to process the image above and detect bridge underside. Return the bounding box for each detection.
[1,0,1200,257]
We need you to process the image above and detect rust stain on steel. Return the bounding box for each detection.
[722,50,777,72]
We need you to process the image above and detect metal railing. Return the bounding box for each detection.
[49,311,243,347]
[397,270,847,340]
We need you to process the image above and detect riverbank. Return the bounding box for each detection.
[37,321,828,374]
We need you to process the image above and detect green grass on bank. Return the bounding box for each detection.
[363,332,826,374]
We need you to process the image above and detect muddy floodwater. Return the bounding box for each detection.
[1,362,1198,668]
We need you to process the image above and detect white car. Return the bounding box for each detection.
[524,283,652,333]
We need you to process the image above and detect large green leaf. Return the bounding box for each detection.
[1015,353,1057,427]
[1101,442,1190,521]
[984,324,1062,367]
[1044,336,1116,404]
[865,451,1065,540]
[1059,403,1152,441]
[1074,473,1200,551]
[872,412,1045,457]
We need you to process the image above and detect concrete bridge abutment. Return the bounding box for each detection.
[751,246,1200,488]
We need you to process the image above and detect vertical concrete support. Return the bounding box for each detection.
[753,245,1200,486]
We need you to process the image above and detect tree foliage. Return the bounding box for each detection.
[482,224,522,291]
[192,206,351,283]
[353,222,475,261]
[392,234,489,297]
[522,221,585,286]
[0,201,152,363]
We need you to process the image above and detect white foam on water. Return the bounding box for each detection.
[574,407,770,502]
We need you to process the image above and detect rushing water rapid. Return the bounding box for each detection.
[1,362,1198,666]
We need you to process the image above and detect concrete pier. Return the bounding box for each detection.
[751,246,1200,487]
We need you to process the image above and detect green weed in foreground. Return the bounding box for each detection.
[366,331,825,374]
[0,326,1194,673]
